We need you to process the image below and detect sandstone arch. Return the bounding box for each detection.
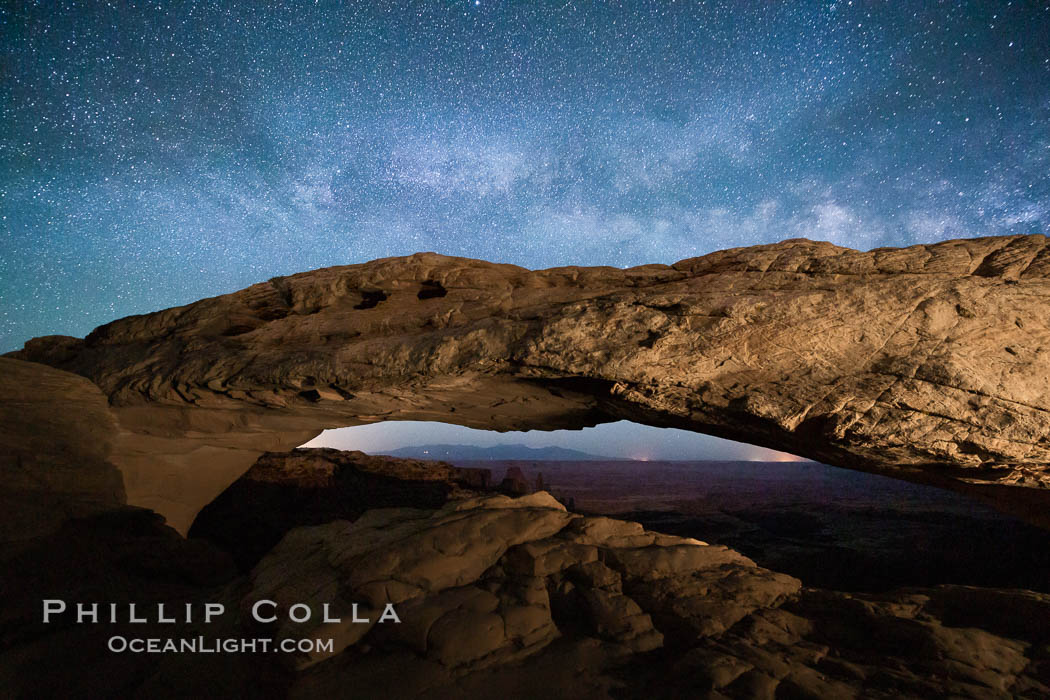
[11,235,1050,533]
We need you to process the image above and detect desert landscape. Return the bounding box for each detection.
[456,458,1050,594]
[3,238,1050,698]
[4,2,1049,696]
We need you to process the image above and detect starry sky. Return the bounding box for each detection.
[2,1,1049,457]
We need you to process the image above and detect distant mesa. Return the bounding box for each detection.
[498,465,532,496]
[384,443,616,461]
[188,448,491,570]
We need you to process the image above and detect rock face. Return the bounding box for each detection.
[9,234,1050,531]
[189,448,491,570]
[498,466,532,496]
[247,492,799,676]
[3,485,1047,699]
[242,491,1050,700]
[0,378,1047,700]
[0,505,288,700]
[0,357,126,546]
[650,585,1050,699]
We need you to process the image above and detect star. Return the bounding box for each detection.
[0,1,1047,353]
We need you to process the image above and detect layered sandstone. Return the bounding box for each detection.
[246,492,800,672]
[9,234,1050,531]
[255,492,1050,699]
[5,258,1050,700]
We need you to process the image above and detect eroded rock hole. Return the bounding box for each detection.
[639,330,660,348]
[417,280,447,299]
[354,289,388,309]
[221,324,258,337]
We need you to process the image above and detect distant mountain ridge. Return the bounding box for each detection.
[381,443,618,461]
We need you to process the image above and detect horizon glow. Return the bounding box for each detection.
[305,420,809,462]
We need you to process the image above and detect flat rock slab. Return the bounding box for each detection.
[246,492,801,672]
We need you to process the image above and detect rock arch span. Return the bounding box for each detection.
[10,235,1050,533]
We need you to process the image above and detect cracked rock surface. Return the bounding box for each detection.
[242,490,1050,700]
[245,491,798,685]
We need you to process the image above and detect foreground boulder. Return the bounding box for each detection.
[0,357,125,546]
[246,492,800,676]
[240,492,1050,700]
[0,508,264,699]
[671,585,1050,699]
[2,487,1047,699]
[9,235,1050,532]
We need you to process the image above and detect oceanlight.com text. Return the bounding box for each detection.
[107,636,335,654]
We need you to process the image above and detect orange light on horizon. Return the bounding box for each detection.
[741,445,810,462]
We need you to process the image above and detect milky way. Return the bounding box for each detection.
[2,1,1048,351]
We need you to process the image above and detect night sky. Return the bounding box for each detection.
[3,1,1049,456]
[4,0,1049,351]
